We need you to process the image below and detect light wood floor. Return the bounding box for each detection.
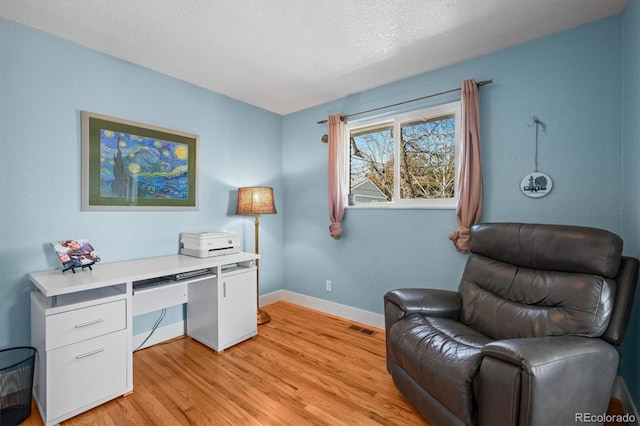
[23,301,428,425]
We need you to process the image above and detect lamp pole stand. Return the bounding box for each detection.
[255,214,271,324]
[236,186,275,325]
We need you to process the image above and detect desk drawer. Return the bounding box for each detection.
[46,299,126,350]
[46,329,127,421]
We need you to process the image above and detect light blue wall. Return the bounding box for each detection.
[621,0,640,407]
[0,18,284,347]
[283,16,623,314]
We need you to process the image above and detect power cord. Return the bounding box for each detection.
[134,308,167,351]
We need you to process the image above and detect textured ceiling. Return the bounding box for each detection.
[0,0,628,115]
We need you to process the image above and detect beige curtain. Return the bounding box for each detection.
[328,114,347,239]
[449,79,483,253]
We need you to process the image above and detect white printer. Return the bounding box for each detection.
[180,232,240,258]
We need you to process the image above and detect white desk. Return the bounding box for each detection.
[28,252,259,426]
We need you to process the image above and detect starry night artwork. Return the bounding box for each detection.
[100,129,189,200]
[82,111,199,210]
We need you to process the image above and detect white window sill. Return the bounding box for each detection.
[345,203,457,210]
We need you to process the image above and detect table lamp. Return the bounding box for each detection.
[235,186,277,324]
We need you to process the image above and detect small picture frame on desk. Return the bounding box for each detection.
[51,239,101,273]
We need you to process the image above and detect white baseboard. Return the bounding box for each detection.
[260,289,385,330]
[133,320,185,351]
[612,376,639,425]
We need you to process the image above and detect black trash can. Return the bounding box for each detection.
[0,346,36,425]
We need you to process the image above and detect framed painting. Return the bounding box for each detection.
[82,111,199,210]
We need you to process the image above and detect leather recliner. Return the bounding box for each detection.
[384,223,639,425]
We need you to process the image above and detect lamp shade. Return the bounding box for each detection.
[236,187,277,215]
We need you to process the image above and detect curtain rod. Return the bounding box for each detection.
[317,79,492,124]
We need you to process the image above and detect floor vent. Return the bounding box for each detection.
[348,324,376,336]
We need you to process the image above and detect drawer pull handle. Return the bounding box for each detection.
[75,319,104,328]
[76,348,105,359]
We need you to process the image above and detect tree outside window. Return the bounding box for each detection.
[348,102,460,208]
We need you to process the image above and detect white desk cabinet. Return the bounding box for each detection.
[30,287,129,426]
[28,252,259,425]
[187,264,257,351]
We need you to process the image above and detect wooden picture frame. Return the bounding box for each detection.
[81,111,199,210]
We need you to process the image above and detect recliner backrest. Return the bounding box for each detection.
[459,223,623,341]
[469,223,623,277]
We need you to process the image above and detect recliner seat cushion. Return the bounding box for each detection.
[388,314,492,424]
[459,254,616,340]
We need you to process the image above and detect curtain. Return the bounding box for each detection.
[449,79,483,253]
[328,114,346,239]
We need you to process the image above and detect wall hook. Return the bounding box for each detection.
[528,116,547,172]
[527,116,547,132]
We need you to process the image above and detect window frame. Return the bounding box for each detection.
[345,101,462,209]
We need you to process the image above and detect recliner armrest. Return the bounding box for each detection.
[384,288,461,320]
[478,336,619,425]
[482,336,617,368]
[383,289,461,374]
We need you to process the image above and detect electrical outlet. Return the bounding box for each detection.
[326,280,332,292]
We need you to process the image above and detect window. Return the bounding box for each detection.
[347,101,461,208]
